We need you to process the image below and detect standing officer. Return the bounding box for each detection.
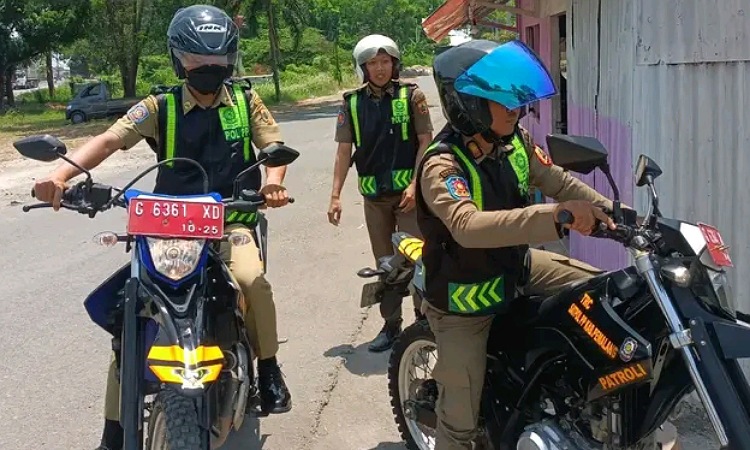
[415,39,644,449]
[327,34,434,352]
[31,5,292,450]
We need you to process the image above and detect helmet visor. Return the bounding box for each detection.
[454,40,557,111]
[174,49,237,70]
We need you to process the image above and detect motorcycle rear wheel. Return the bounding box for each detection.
[387,320,439,450]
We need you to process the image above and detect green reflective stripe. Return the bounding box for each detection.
[449,144,484,211]
[233,85,251,162]
[349,94,361,147]
[392,168,413,191]
[359,176,376,196]
[448,276,505,313]
[165,93,177,168]
[391,86,410,141]
[508,135,530,197]
[226,211,257,225]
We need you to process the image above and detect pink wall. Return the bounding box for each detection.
[516,3,632,272]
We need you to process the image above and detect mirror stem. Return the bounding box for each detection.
[58,153,92,189]
[232,158,266,199]
[601,164,623,223]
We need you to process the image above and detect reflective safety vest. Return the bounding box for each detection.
[416,130,531,315]
[149,83,260,227]
[346,83,419,197]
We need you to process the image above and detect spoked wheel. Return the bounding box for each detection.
[387,320,439,450]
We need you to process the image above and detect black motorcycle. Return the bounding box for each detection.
[14,134,299,450]
[358,134,750,449]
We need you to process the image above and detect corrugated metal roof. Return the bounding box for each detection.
[421,0,515,42]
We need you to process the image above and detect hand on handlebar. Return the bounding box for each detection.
[554,200,615,236]
[32,177,68,211]
[260,183,290,208]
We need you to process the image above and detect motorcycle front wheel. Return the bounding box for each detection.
[146,389,205,450]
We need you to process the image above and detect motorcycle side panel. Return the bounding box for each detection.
[83,262,131,334]
[530,269,655,400]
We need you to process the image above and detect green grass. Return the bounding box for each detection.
[0,68,356,145]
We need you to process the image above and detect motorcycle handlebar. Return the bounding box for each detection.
[556,208,637,245]
[25,184,295,215]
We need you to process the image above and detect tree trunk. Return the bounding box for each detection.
[46,50,55,98]
[4,70,15,107]
[0,70,5,110]
[266,0,281,102]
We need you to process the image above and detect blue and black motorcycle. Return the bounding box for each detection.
[14,134,299,450]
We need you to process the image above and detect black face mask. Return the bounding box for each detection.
[186,65,230,95]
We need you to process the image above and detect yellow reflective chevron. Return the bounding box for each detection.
[392,168,413,191]
[448,276,505,313]
[359,176,376,196]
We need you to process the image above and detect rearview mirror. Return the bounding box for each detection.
[634,154,663,186]
[545,134,608,174]
[258,143,300,168]
[13,134,67,162]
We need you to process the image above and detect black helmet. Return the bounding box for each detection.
[167,4,239,79]
[433,39,557,143]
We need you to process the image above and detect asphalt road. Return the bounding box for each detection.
[0,76,718,449]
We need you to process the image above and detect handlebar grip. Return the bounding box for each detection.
[288,197,295,204]
[556,209,574,225]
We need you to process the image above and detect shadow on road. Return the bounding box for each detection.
[369,442,407,450]
[324,342,389,376]
[220,414,271,449]
[272,103,340,124]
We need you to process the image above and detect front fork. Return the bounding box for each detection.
[121,275,145,450]
[634,253,730,446]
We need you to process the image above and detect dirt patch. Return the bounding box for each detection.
[0,120,113,163]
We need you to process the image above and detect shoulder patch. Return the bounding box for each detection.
[336,109,346,128]
[445,175,472,200]
[126,103,149,124]
[534,146,553,166]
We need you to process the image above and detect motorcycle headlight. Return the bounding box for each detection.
[146,238,206,281]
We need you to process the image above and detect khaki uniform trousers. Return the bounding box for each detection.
[364,193,423,321]
[104,224,279,420]
[424,249,603,450]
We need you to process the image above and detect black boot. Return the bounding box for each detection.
[258,357,292,414]
[368,318,402,353]
[94,419,122,450]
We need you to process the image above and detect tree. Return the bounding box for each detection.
[17,0,90,96]
[0,0,28,108]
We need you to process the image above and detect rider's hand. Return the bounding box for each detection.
[33,177,68,211]
[260,183,289,208]
[328,196,342,226]
[554,200,615,235]
[399,183,416,213]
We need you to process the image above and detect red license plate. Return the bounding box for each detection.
[127,197,225,239]
[698,223,733,267]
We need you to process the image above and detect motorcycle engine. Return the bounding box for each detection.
[516,418,601,450]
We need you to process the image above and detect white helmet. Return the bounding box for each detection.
[352,34,401,82]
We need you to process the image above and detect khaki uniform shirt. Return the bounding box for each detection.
[334,82,433,143]
[420,127,614,248]
[107,84,283,151]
